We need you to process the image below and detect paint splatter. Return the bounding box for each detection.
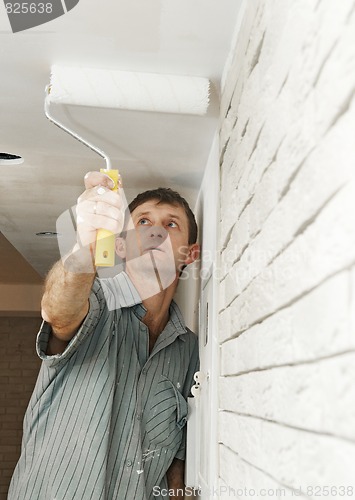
[142,449,158,463]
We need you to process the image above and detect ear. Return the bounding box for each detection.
[184,243,200,266]
[115,236,126,259]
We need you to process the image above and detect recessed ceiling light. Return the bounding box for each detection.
[35,231,58,237]
[0,152,24,165]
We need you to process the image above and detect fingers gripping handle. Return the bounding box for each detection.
[94,169,119,267]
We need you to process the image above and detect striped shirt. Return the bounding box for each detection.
[8,272,199,500]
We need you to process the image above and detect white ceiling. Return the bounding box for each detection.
[0,0,241,277]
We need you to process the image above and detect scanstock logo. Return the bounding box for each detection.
[4,0,80,33]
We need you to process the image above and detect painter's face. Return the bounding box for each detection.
[116,200,198,290]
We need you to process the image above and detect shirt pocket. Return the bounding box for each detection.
[144,375,188,450]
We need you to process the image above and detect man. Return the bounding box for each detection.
[8,171,200,500]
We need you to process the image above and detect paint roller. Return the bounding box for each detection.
[45,65,210,267]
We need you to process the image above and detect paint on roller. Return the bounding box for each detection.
[48,65,210,115]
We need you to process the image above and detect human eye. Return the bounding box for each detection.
[167,220,178,228]
[137,218,150,225]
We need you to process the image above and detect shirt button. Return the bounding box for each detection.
[126,460,132,467]
[141,369,147,375]
[137,414,141,420]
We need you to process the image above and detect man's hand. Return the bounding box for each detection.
[76,171,124,250]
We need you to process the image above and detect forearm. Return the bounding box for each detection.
[41,245,96,341]
[41,170,122,345]
[166,458,185,499]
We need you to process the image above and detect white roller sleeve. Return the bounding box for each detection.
[49,65,210,115]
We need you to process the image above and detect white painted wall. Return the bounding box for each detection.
[195,135,220,497]
[181,134,220,498]
[218,0,355,497]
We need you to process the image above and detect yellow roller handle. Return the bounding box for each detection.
[94,169,119,267]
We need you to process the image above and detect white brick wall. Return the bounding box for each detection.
[218,0,355,497]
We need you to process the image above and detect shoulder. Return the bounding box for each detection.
[184,327,198,346]
[169,301,197,339]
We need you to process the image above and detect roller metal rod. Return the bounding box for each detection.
[44,85,112,170]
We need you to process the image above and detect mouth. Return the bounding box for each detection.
[144,247,164,253]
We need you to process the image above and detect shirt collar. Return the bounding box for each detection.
[169,300,188,339]
[100,272,188,340]
[117,271,142,307]
[99,271,142,310]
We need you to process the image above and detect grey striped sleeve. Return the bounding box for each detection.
[36,279,105,366]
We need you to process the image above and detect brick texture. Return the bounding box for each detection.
[218,0,355,495]
[0,317,41,500]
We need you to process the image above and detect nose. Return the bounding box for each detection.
[139,225,168,244]
[149,226,165,238]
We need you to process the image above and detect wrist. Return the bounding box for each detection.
[63,243,96,274]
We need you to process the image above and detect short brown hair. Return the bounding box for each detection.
[128,188,198,244]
